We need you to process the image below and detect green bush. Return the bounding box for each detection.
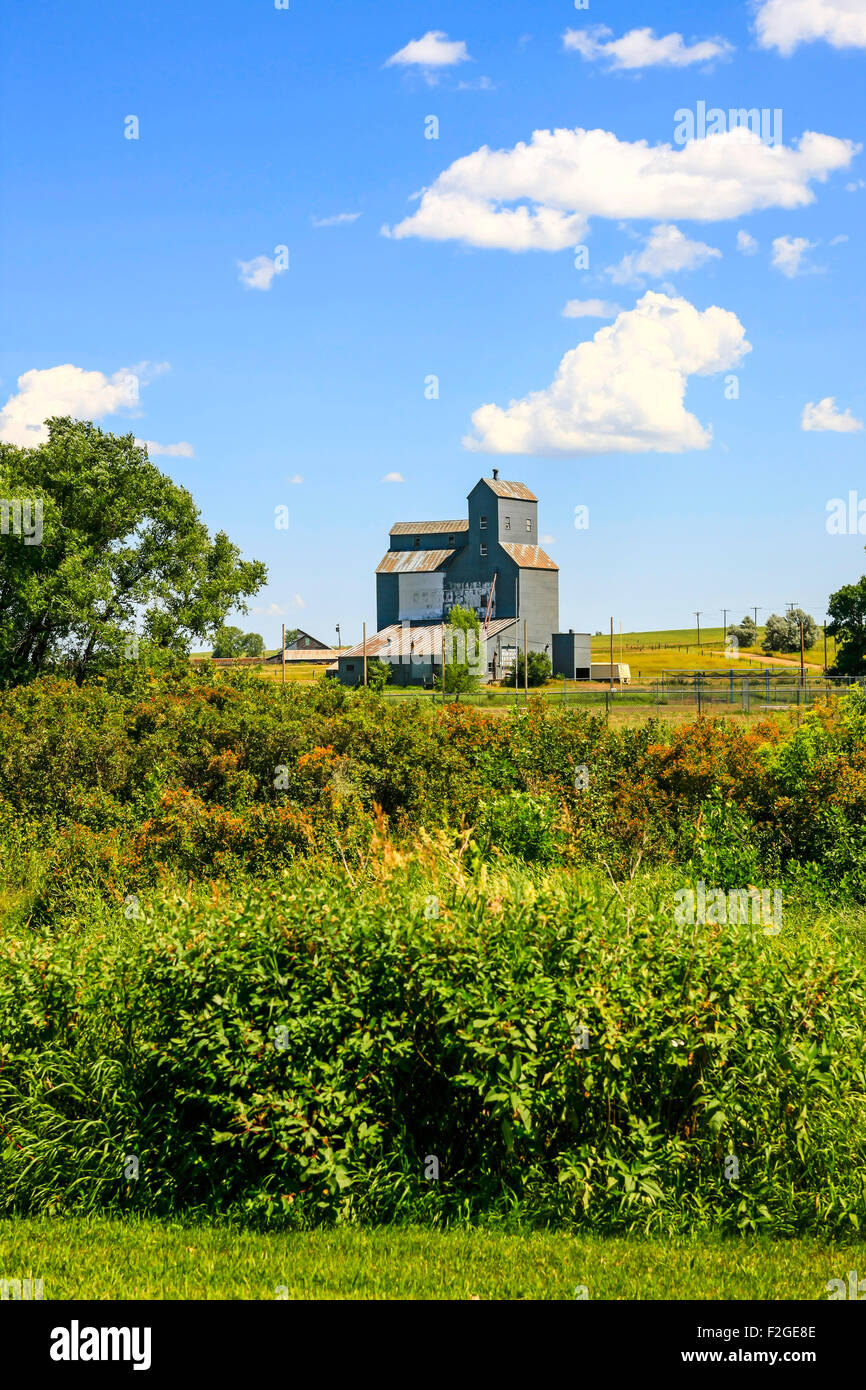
[1,866,864,1235]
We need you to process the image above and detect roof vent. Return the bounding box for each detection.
[492,468,499,480]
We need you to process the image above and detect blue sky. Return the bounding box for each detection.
[1,0,864,643]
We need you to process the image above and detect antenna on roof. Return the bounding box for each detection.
[492,468,499,481]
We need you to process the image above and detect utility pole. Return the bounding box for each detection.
[800,619,805,688]
[523,620,528,703]
[823,621,828,674]
[335,623,341,648]
[722,608,727,641]
[753,606,760,628]
[695,611,702,646]
[610,616,614,694]
[363,621,367,687]
[281,623,286,686]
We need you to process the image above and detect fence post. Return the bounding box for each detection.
[742,676,749,713]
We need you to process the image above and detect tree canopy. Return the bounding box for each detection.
[827,563,866,676]
[212,627,265,658]
[0,418,266,685]
[761,609,819,655]
[436,604,483,700]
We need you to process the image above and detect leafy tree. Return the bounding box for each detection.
[727,616,757,647]
[212,628,263,658]
[436,604,482,701]
[761,609,819,655]
[827,566,866,676]
[0,419,266,686]
[364,656,392,692]
[212,626,246,658]
[503,649,553,688]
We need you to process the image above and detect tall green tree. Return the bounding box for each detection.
[827,564,866,676]
[0,418,266,685]
[436,604,483,701]
[211,627,264,659]
[761,609,818,655]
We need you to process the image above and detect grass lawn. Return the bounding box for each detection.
[0,1219,857,1300]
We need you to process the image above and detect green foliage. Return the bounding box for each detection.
[476,790,561,862]
[212,627,264,658]
[364,657,392,692]
[0,674,865,912]
[0,419,266,687]
[726,616,757,647]
[437,605,482,699]
[1,867,865,1235]
[503,650,553,687]
[761,609,819,655]
[827,566,866,676]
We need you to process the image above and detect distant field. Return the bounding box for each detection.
[189,626,833,690]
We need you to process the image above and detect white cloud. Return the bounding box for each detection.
[456,76,496,91]
[137,439,194,457]
[382,471,405,482]
[289,593,305,609]
[0,363,147,446]
[386,31,470,70]
[289,473,304,484]
[312,212,361,228]
[755,0,866,55]
[607,222,721,284]
[237,254,287,291]
[847,179,866,191]
[464,291,750,456]
[736,229,759,254]
[829,233,849,245]
[771,235,819,277]
[253,602,288,617]
[562,298,622,318]
[382,126,857,251]
[540,534,557,545]
[801,396,863,432]
[563,25,733,69]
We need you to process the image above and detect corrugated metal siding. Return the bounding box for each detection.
[376,548,455,574]
[484,480,537,501]
[389,520,469,535]
[499,543,557,570]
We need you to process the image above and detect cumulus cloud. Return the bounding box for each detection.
[237,253,287,291]
[562,298,622,318]
[137,439,194,457]
[386,31,470,71]
[563,25,733,69]
[0,363,148,446]
[312,212,361,228]
[606,223,721,283]
[736,229,759,254]
[382,126,856,251]
[771,235,819,277]
[464,292,750,456]
[382,471,404,482]
[801,397,863,432]
[755,0,866,55]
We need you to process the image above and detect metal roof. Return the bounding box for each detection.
[480,479,537,502]
[338,618,518,661]
[375,548,455,574]
[499,542,557,570]
[389,520,469,536]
